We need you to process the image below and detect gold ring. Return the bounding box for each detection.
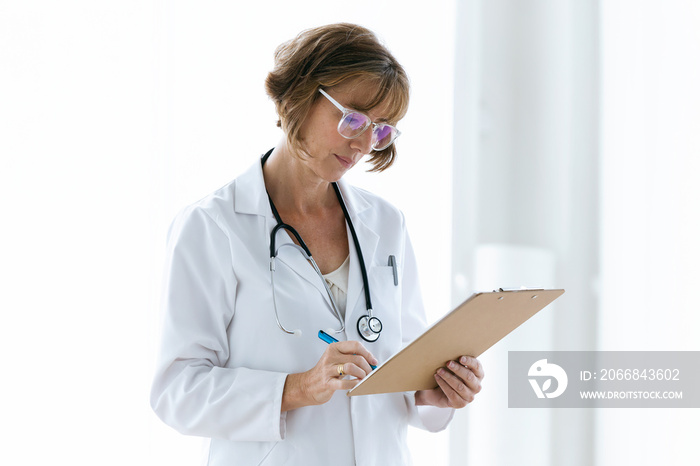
[337,364,345,376]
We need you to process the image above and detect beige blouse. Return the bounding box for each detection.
[322,255,350,319]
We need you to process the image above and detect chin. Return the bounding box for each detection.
[327,172,345,183]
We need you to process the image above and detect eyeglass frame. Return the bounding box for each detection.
[318,88,401,151]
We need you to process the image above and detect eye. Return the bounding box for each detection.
[339,112,370,136]
[372,124,398,149]
[373,124,393,141]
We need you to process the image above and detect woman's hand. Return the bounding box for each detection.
[415,356,484,409]
[281,340,378,412]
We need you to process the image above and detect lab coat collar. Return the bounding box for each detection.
[334,177,371,217]
[233,157,275,218]
[232,155,373,219]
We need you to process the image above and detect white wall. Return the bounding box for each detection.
[0,1,455,465]
[2,2,162,464]
[451,1,598,464]
[450,1,700,465]
[597,1,700,464]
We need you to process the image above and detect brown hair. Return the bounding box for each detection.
[265,23,410,172]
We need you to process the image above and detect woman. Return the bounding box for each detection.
[151,23,484,465]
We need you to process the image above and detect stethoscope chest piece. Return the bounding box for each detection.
[357,313,382,342]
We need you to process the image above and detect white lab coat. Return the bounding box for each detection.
[150,158,454,466]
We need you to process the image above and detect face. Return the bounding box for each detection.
[295,80,396,183]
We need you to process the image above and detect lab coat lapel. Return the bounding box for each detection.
[234,158,333,308]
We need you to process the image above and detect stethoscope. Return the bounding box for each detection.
[262,150,383,342]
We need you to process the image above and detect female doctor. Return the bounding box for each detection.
[150,23,484,465]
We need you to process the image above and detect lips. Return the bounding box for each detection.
[335,154,355,169]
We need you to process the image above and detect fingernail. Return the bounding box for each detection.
[460,356,468,365]
[448,361,457,369]
[438,368,446,376]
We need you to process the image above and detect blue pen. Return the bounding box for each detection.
[318,330,377,370]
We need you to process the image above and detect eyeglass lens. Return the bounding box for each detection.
[338,112,398,151]
[338,113,369,136]
[372,125,396,151]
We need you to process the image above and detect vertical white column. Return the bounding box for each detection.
[449,0,481,461]
[451,0,598,465]
[466,245,556,466]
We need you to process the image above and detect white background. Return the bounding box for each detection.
[1,1,454,464]
[1,1,699,465]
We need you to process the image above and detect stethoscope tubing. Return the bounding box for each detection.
[331,182,374,317]
[270,241,345,335]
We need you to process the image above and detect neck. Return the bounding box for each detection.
[262,140,337,216]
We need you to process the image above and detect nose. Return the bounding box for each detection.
[349,127,374,156]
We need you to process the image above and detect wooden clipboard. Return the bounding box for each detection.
[348,288,565,396]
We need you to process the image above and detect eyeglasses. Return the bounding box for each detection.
[319,89,401,151]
